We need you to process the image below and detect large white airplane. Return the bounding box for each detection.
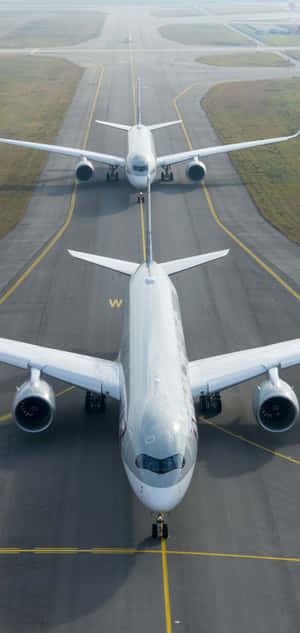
[0,181,300,537]
[0,80,299,196]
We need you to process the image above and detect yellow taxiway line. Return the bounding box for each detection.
[0,65,104,306]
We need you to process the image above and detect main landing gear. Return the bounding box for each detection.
[152,513,168,539]
[85,391,106,414]
[137,191,144,203]
[106,166,119,181]
[160,166,173,182]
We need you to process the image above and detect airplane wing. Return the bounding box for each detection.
[0,137,125,168]
[189,338,300,397]
[157,129,300,168]
[0,337,120,400]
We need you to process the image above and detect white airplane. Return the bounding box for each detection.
[0,181,300,538]
[0,79,299,197]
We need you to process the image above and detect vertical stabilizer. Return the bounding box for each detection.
[146,177,152,268]
[137,77,142,125]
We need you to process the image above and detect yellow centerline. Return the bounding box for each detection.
[0,66,104,306]
[139,198,146,261]
[173,84,300,302]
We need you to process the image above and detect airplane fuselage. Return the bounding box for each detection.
[119,261,198,513]
[125,125,157,190]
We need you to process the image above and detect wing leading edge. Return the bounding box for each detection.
[189,338,300,397]
[0,338,120,400]
[157,129,300,168]
[0,137,125,168]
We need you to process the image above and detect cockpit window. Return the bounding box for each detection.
[135,453,185,474]
[133,163,148,173]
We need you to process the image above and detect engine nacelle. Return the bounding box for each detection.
[253,373,299,432]
[185,159,206,182]
[75,159,95,182]
[13,371,56,433]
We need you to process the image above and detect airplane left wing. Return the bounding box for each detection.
[189,338,300,397]
[157,129,300,168]
[0,337,120,399]
[0,137,125,168]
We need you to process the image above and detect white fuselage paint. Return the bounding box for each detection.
[125,125,157,190]
[118,261,198,513]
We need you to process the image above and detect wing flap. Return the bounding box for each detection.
[189,338,300,397]
[0,338,120,399]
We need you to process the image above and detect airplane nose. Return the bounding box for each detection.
[124,463,194,512]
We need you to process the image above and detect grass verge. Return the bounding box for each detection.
[196,52,292,66]
[158,23,253,46]
[0,11,106,47]
[202,79,300,243]
[0,56,83,239]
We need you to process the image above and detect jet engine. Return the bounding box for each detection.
[186,159,206,182]
[253,371,299,432]
[75,158,95,182]
[13,370,56,433]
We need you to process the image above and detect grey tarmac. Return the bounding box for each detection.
[0,6,300,633]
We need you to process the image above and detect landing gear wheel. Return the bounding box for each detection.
[106,172,110,181]
[170,172,174,182]
[85,391,106,414]
[161,172,165,181]
[152,513,168,539]
[138,192,144,203]
[152,523,158,539]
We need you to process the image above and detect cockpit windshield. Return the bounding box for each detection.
[133,163,148,173]
[135,453,185,474]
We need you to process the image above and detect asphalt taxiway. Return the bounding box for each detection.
[0,6,300,633]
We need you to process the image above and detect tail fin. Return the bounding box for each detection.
[148,120,182,131]
[137,77,142,125]
[95,120,130,131]
[68,250,138,276]
[162,250,229,276]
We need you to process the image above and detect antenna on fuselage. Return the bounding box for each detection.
[146,176,152,268]
[137,77,142,125]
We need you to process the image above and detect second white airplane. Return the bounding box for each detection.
[0,80,299,194]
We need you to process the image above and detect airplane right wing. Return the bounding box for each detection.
[189,338,300,397]
[0,137,125,168]
[157,129,300,168]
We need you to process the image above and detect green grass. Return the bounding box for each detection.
[0,11,106,48]
[0,56,83,239]
[202,79,300,243]
[159,23,254,46]
[196,52,292,66]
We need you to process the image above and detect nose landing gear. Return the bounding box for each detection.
[152,513,168,539]
[137,191,144,203]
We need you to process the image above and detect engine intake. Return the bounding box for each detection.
[186,159,206,182]
[13,370,56,433]
[253,369,299,432]
[75,159,94,182]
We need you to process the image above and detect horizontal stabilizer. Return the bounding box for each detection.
[148,120,182,131]
[162,249,229,276]
[95,120,131,131]
[68,250,139,276]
